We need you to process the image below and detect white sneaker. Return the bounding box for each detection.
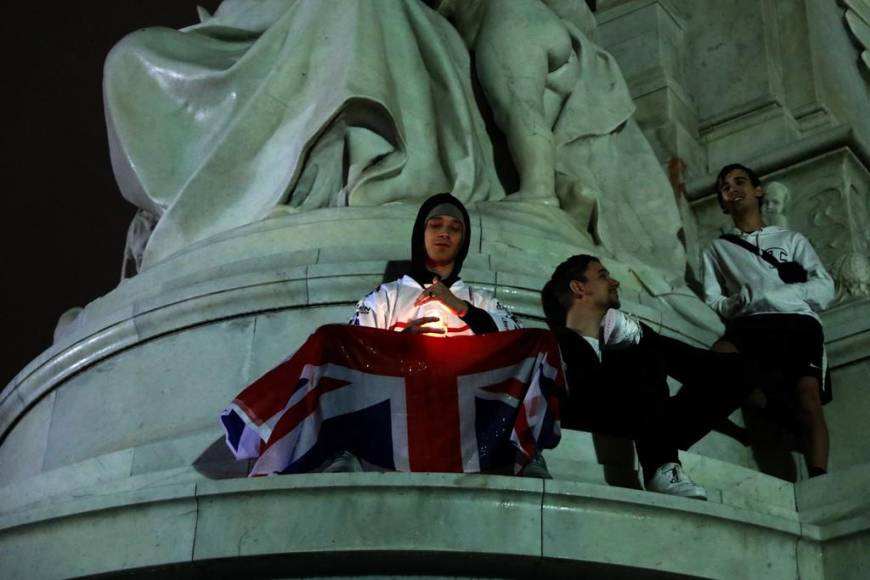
[646,462,707,500]
[519,452,553,479]
[322,450,363,473]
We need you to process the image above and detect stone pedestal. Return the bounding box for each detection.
[2,202,868,579]
[3,1,869,577]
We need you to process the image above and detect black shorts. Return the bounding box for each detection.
[721,313,831,404]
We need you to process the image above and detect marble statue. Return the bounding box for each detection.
[105,0,685,280]
[439,0,686,277]
[437,0,587,204]
[121,209,159,278]
[764,181,791,228]
[105,0,505,268]
[834,252,870,300]
[53,307,83,344]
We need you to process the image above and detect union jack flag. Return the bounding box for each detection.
[221,325,566,475]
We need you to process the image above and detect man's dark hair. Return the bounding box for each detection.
[715,163,763,210]
[541,254,600,330]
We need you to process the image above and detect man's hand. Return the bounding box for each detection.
[402,316,445,334]
[730,285,752,309]
[413,277,469,315]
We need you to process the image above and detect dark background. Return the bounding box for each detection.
[6,2,221,387]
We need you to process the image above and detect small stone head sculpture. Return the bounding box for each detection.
[764,181,790,227]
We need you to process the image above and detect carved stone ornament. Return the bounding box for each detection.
[841,0,870,75]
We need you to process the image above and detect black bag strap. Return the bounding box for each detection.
[719,233,784,270]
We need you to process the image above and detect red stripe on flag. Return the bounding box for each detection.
[404,373,463,472]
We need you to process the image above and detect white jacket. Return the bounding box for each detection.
[700,226,835,322]
[351,275,521,336]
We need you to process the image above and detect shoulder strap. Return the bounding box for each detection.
[719,233,783,269]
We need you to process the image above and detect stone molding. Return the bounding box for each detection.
[1,466,866,579]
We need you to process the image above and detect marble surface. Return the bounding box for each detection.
[3,2,870,578]
[1,467,865,580]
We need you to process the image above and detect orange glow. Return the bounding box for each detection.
[419,304,448,337]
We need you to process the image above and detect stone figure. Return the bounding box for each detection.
[438,0,685,278]
[842,0,870,74]
[834,252,870,300]
[763,181,791,228]
[105,0,505,268]
[121,209,159,279]
[106,0,685,280]
[436,0,586,204]
[53,307,83,345]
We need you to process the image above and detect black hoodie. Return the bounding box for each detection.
[408,193,497,334]
[409,193,471,288]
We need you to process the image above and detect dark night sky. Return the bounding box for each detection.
[6,2,222,386]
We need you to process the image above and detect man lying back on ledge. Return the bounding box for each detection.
[542,254,758,499]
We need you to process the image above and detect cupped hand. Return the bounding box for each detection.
[402,316,445,335]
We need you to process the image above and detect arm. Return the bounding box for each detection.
[350,285,389,329]
[700,247,748,319]
[468,289,522,333]
[459,303,499,334]
[421,280,521,334]
[790,233,836,311]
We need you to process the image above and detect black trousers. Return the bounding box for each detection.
[564,331,756,481]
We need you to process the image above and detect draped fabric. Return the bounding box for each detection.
[221,325,565,476]
[105,0,505,267]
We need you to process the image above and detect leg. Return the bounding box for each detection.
[473,0,571,203]
[475,40,556,201]
[647,335,757,449]
[794,376,829,474]
[596,345,706,499]
[712,339,766,408]
[712,339,738,353]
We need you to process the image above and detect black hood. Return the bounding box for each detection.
[409,193,471,287]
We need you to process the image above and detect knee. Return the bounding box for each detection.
[795,379,824,418]
[712,340,738,354]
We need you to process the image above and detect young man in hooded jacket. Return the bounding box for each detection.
[351,193,520,335]
[329,194,530,474]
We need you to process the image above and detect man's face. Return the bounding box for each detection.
[578,261,620,310]
[424,215,464,266]
[718,168,763,215]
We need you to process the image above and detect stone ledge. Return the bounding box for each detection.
[0,430,795,523]
[1,284,713,445]
[2,471,864,580]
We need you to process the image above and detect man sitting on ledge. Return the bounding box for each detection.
[323,192,534,474]
[352,192,519,335]
[221,194,561,477]
[542,255,757,499]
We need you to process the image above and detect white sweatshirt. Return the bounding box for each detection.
[351,275,521,336]
[700,226,835,322]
